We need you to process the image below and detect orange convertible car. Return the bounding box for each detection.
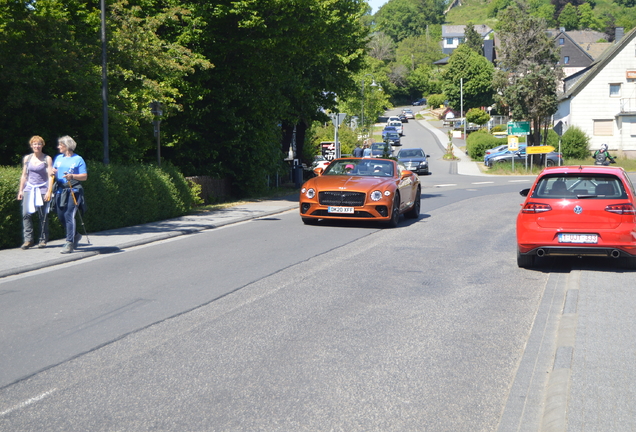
[299,158,421,227]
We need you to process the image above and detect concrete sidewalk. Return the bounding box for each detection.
[0,197,299,279]
[416,115,486,176]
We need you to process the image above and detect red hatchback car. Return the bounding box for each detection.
[517,165,636,268]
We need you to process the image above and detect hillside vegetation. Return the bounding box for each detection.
[444,0,636,32]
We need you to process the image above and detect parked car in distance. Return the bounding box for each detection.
[371,142,392,157]
[309,155,331,171]
[516,165,636,268]
[397,148,430,175]
[485,146,562,168]
[300,158,421,227]
[402,109,415,119]
[383,131,401,147]
[412,98,427,106]
[388,120,403,135]
[382,126,398,140]
[484,144,509,158]
[484,145,526,166]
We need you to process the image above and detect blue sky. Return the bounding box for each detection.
[367,0,387,14]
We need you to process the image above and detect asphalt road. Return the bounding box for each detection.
[0,110,607,431]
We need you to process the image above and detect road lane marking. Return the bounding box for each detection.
[434,184,457,187]
[0,389,57,417]
[471,181,494,184]
[509,179,532,182]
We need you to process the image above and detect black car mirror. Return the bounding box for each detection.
[520,188,530,197]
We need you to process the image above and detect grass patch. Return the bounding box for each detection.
[482,157,636,175]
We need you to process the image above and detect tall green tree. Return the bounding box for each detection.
[442,44,494,112]
[494,0,563,147]
[464,24,484,54]
[558,3,580,30]
[171,0,368,195]
[0,0,211,165]
[374,0,444,43]
[578,3,602,30]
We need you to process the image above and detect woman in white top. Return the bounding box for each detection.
[17,136,53,249]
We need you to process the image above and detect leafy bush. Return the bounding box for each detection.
[560,126,591,159]
[0,162,199,250]
[491,124,507,132]
[427,93,446,108]
[466,108,491,126]
[467,130,506,159]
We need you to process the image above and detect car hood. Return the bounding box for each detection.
[399,157,426,163]
[307,175,396,191]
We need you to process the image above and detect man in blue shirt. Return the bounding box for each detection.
[52,136,88,254]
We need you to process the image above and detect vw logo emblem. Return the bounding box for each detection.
[574,205,583,214]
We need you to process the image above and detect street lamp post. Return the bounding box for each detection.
[149,101,163,167]
[101,0,109,165]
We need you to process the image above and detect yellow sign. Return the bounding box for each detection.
[507,135,519,151]
[526,145,555,154]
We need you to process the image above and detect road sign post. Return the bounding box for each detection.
[330,113,347,158]
[507,121,531,136]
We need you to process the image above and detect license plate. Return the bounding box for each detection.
[328,206,354,214]
[558,233,598,244]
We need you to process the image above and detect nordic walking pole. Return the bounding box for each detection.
[66,173,91,244]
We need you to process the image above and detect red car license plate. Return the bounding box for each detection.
[558,233,598,244]
[328,206,354,214]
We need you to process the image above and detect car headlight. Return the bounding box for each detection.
[304,188,315,199]
[370,190,383,201]
[420,161,428,166]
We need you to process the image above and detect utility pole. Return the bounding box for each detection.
[101,0,109,165]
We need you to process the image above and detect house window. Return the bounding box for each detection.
[446,38,453,45]
[610,83,622,97]
[564,56,570,64]
[458,38,465,44]
[594,119,614,136]
[559,38,565,45]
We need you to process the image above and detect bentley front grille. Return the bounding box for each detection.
[318,191,366,206]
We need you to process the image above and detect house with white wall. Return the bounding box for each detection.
[441,25,493,55]
[553,26,636,158]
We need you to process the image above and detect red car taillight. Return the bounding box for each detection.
[521,202,552,213]
[605,203,636,215]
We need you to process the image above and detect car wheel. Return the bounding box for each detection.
[386,193,400,228]
[546,159,555,167]
[302,217,318,225]
[405,186,421,219]
[517,249,535,268]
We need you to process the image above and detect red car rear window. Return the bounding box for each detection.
[532,174,628,199]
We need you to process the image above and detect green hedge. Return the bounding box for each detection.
[0,162,200,250]
[467,131,507,160]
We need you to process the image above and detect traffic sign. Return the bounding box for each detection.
[526,145,555,154]
[330,113,347,128]
[508,135,519,151]
[507,121,531,136]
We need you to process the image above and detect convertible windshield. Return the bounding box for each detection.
[533,174,628,199]
[323,159,394,177]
